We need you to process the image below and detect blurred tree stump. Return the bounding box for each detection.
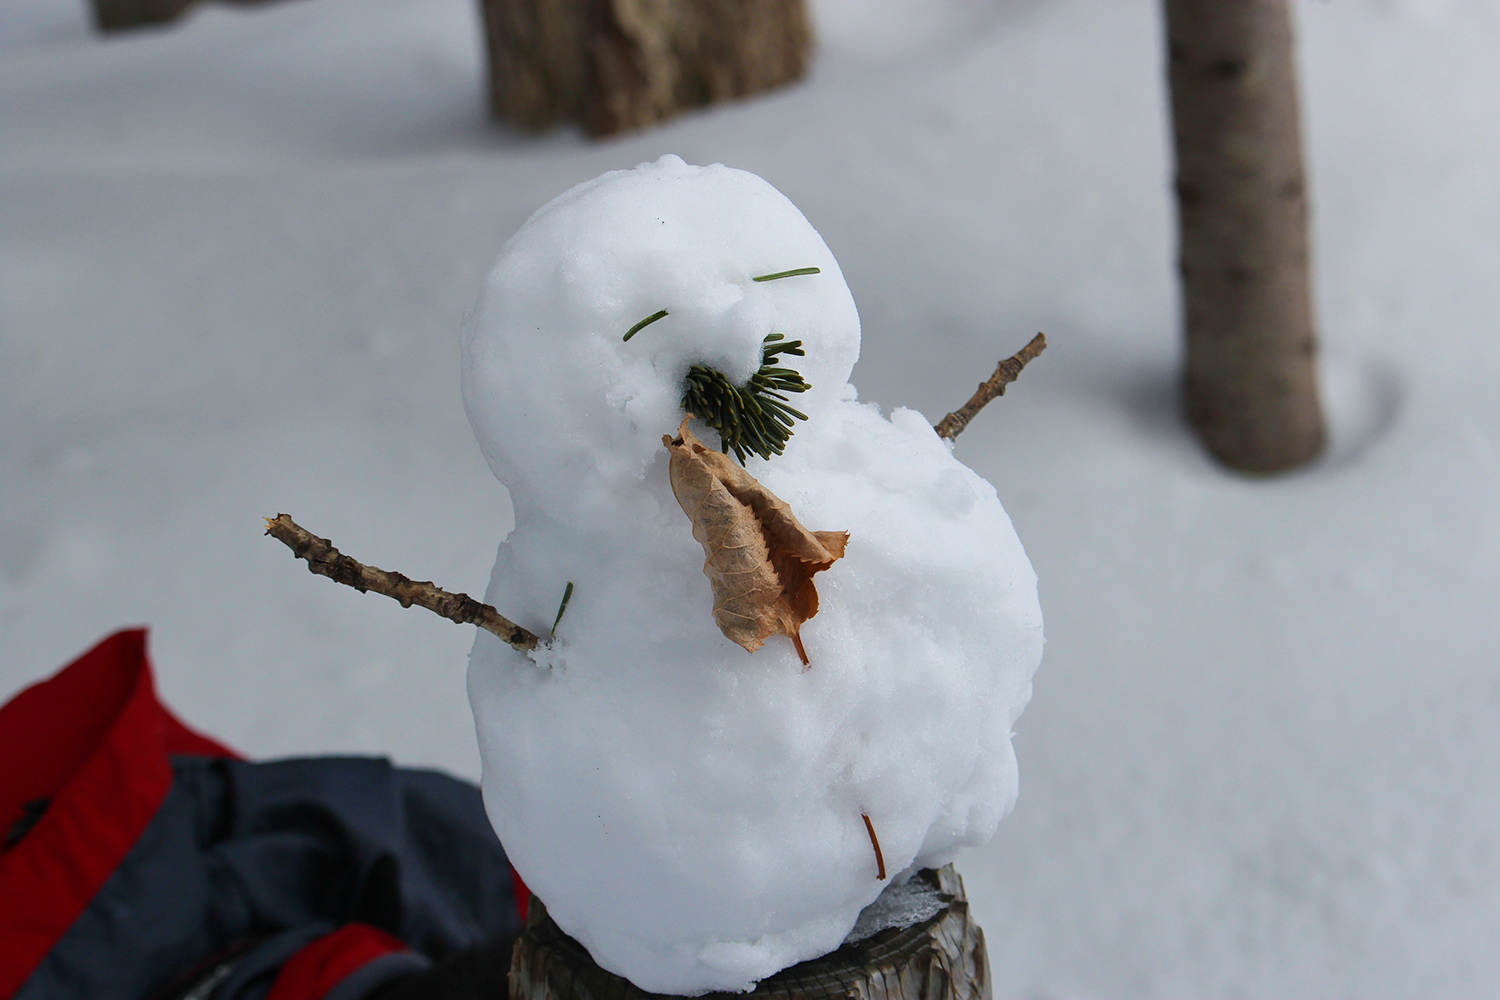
[479,0,812,136]
[92,0,195,31]
[511,865,991,1000]
[91,0,275,34]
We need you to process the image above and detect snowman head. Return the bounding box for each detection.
[462,156,861,526]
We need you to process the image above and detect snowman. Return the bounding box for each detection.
[461,155,1042,995]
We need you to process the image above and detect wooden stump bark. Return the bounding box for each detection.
[1165,0,1326,473]
[511,866,990,1000]
[478,0,813,136]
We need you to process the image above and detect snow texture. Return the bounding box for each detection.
[4,0,1499,996]
[461,157,1041,993]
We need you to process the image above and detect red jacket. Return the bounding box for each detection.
[1,630,524,1000]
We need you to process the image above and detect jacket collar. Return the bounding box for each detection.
[0,629,237,995]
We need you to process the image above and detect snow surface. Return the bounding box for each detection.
[460,156,1041,992]
[2,0,1498,996]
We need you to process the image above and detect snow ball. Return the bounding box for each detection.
[462,154,861,530]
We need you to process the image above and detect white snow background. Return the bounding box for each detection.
[2,0,1497,995]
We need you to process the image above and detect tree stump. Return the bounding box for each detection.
[90,0,275,34]
[478,0,813,137]
[510,865,991,1000]
[91,0,195,31]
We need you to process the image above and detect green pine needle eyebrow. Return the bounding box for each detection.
[752,267,821,282]
[550,581,574,638]
[623,310,668,342]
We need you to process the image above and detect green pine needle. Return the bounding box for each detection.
[550,581,574,638]
[682,334,811,464]
[752,267,821,282]
[623,310,669,342]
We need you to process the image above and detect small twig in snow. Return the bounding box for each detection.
[862,813,887,881]
[933,332,1047,441]
[264,514,540,652]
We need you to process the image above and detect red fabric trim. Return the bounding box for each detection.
[265,924,411,1000]
[0,629,240,996]
[510,866,531,924]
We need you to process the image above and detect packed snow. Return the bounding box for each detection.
[462,156,1041,992]
[3,0,1498,996]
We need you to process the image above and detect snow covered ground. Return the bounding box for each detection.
[2,0,1497,995]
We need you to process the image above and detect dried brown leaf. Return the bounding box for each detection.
[664,417,848,666]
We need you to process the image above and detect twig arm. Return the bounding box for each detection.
[933,332,1047,441]
[266,343,1040,646]
[264,514,540,652]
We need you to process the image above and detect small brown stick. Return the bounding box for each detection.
[264,514,540,651]
[933,332,1047,441]
[862,813,887,880]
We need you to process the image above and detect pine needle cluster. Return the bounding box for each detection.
[682,333,810,463]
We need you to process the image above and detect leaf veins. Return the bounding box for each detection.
[664,418,848,667]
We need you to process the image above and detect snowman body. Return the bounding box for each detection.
[462,156,1042,995]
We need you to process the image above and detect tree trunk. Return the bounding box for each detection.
[478,0,813,137]
[510,866,991,1000]
[1165,0,1325,473]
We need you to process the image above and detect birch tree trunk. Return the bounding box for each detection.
[1165,0,1326,472]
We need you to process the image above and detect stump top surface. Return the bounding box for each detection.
[510,866,990,1000]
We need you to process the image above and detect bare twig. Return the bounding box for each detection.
[264,514,540,652]
[267,343,1040,648]
[933,332,1047,441]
